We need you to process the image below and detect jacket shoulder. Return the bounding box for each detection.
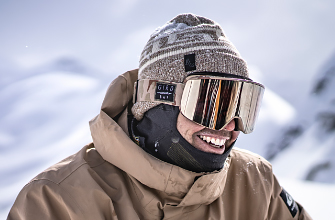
[229,147,273,182]
[30,144,95,185]
[7,177,78,220]
[231,147,272,168]
[8,144,113,220]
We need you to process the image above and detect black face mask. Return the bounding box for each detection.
[129,104,234,173]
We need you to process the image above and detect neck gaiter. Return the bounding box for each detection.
[129,104,234,173]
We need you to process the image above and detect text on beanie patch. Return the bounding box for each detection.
[184,54,196,72]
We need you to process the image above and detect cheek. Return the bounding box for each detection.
[176,113,203,144]
[231,131,240,142]
[176,118,192,141]
[176,114,187,137]
[226,131,240,149]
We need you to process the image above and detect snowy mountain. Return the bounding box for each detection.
[0,58,112,218]
[237,66,296,156]
[267,52,335,183]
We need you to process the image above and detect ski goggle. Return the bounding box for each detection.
[134,74,264,134]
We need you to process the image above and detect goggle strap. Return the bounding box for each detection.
[133,80,139,104]
[134,79,184,106]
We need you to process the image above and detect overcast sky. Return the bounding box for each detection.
[1,0,335,106]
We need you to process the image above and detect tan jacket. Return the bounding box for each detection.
[8,70,312,220]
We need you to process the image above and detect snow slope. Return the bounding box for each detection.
[278,177,335,219]
[237,66,296,156]
[269,52,335,184]
[0,59,111,218]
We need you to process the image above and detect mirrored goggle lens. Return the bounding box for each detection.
[180,76,264,134]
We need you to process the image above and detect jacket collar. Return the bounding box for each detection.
[89,69,231,206]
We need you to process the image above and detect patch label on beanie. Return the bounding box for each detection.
[280,188,298,217]
[184,54,196,72]
[155,83,175,102]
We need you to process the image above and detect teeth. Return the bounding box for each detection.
[199,135,227,147]
[210,138,216,145]
[220,139,225,146]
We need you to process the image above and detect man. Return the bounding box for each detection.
[8,13,312,219]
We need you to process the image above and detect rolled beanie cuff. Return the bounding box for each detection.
[139,50,249,82]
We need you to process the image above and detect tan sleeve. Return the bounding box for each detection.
[7,180,78,220]
[267,175,313,220]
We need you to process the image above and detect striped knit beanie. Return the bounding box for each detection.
[131,13,249,120]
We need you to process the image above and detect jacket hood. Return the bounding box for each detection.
[89,69,231,206]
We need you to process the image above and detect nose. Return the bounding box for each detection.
[223,119,235,131]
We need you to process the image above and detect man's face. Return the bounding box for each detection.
[176,113,240,154]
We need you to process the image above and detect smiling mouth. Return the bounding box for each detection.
[198,135,227,148]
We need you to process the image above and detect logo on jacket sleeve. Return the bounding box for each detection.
[280,188,299,217]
